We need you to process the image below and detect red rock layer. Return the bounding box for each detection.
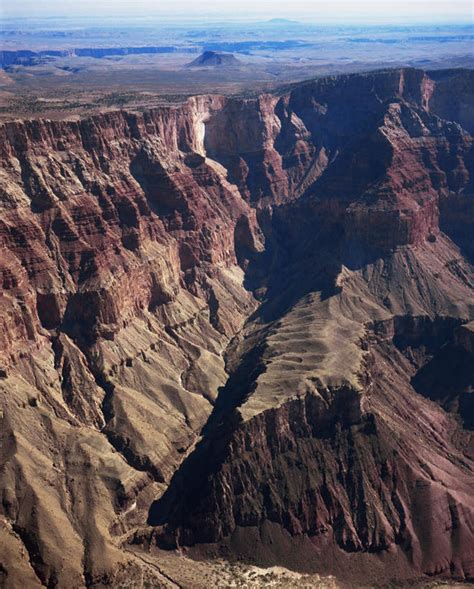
[0,68,473,588]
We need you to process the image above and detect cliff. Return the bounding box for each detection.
[0,68,473,588]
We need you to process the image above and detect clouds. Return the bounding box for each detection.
[2,0,472,21]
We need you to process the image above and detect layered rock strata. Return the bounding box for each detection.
[0,68,473,587]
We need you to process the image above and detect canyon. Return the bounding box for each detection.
[0,67,473,588]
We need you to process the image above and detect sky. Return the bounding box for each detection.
[1,0,472,22]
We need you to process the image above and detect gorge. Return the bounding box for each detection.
[0,67,473,588]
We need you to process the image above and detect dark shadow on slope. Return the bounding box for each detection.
[387,315,474,429]
[147,200,390,537]
[439,193,474,265]
[147,338,267,532]
[412,343,474,429]
[130,147,189,219]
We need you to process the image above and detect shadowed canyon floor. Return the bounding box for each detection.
[0,67,473,588]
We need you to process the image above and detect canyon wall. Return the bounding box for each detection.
[0,68,473,588]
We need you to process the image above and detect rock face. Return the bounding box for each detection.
[0,68,473,588]
[187,51,242,68]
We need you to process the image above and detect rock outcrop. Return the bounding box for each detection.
[0,68,473,588]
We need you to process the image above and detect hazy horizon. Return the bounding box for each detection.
[1,0,473,24]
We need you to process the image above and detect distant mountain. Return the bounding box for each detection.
[266,17,300,24]
[187,51,241,68]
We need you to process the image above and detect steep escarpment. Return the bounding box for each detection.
[0,68,473,588]
[146,69,474,584]
[0,96,263,587]
[147,237,474,585]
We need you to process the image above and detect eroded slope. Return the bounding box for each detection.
[0,67,473,588]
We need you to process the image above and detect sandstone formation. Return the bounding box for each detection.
[0,68,473,588]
